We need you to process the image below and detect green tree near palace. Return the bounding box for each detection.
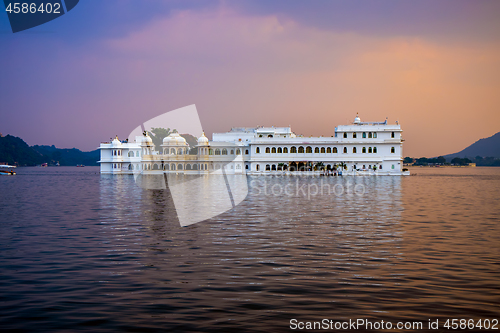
[148,127,171,149]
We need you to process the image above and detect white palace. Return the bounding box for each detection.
[98,115,407,175]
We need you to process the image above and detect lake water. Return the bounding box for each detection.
[0,167,499,332]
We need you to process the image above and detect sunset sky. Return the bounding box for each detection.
[1,1,499,157]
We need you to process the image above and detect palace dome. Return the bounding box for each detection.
[354,114,361,124]
[198,132,209,145]
[111,136,121,146]
[163,132,187,145]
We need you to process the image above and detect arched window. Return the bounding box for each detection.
[170,148,176,154]
[271,147,276,153]
[368,147,372,153]
[209,148,214,155]
[353,147,357,153]
[283,147,288,153]
[153,164,159,170]
[268,134,273,138]
[215,149,221,155]
[327,147,331,153]
[362,132,366,138]
[321,147,325,153]
[391,132,395,138]
[272,164,276,171]
[391,147,395,153]
[230,150,234,154]
[222,149,227,155]
[256,147,260,154]
[265,147,270,153]
[298,146,304,153]
[343,133,347,138]
[277,147,282,153]
[128,164,132,170]
[186,164,192,170]
[290,146,297,153]
[193,164,198,170]
[353,133,357,138]
[306,146,312,153]
[362,147,366,153]
[266,164,271,171]
[314,147,319,153]
[236,149,241,155]
[373,133,377,138]
[165,164,169,170]
[333,147,338,153]
[343,147,347,153]
[178,164,183,170]
[136,151,140,157]
[368,132,372,138]
[256,164,260,171]
[373,147,377,153]
[128,151,134,157]
[171,164,176,170]
[178,148,183,155]
[245,149,249,155]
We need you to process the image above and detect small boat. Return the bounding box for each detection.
[41,163,48,167]
[76,164,85,167]
[0,164,17,175]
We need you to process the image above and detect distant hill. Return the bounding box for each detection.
[0,135,99,166]
[444,132,500,159]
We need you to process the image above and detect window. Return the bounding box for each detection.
[362,147,366,153]
[327,147,331,153]
[268,134,273,138]
[209,149,213,155]
[343,132,347,138]
[259,134,263,138]
[271,147,276,153]
[374,147,377,153]
[230,150,234,154]
[343,147,347,153]
[363,165,366,169]
[353,147,357,153]
[236,149,241,155]
[178,148,183,155]
[171,148,176,154]
[277,147,282,153]
[128,151,134,157]
[222,149,227,155]
[245,165,249,170]
[283,147,288,153]
[136,151,140,157]
[256,164,260,171]
[362,132,366,138]
[245,149,249,155]
[153,164,159,170]
[266,164,271,171]
[165,164,169,170]
[299,146,305,153]
[391,147,395,153]
[272,164,276,171]
[178,164,183,170]
[379,165,382,169]
[333,147,338,153]
[373,132,377,138]
[186,164,192,170]
[368,132,372,138]
[353,133,357,138]
[314,147,319,153]
[391,164,395,169]
[306,146,312,153]
[265,147,270,153]
[291,146,297,153]
[215,149,221,155]
[256,147,260,153]
[171,164,176,171]
[321,147,325,153]
[391,132,395,138]
[368,147,372,153]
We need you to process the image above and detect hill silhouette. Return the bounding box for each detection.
[444,132,500,159]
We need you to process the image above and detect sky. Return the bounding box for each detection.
[1,0,500,157]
